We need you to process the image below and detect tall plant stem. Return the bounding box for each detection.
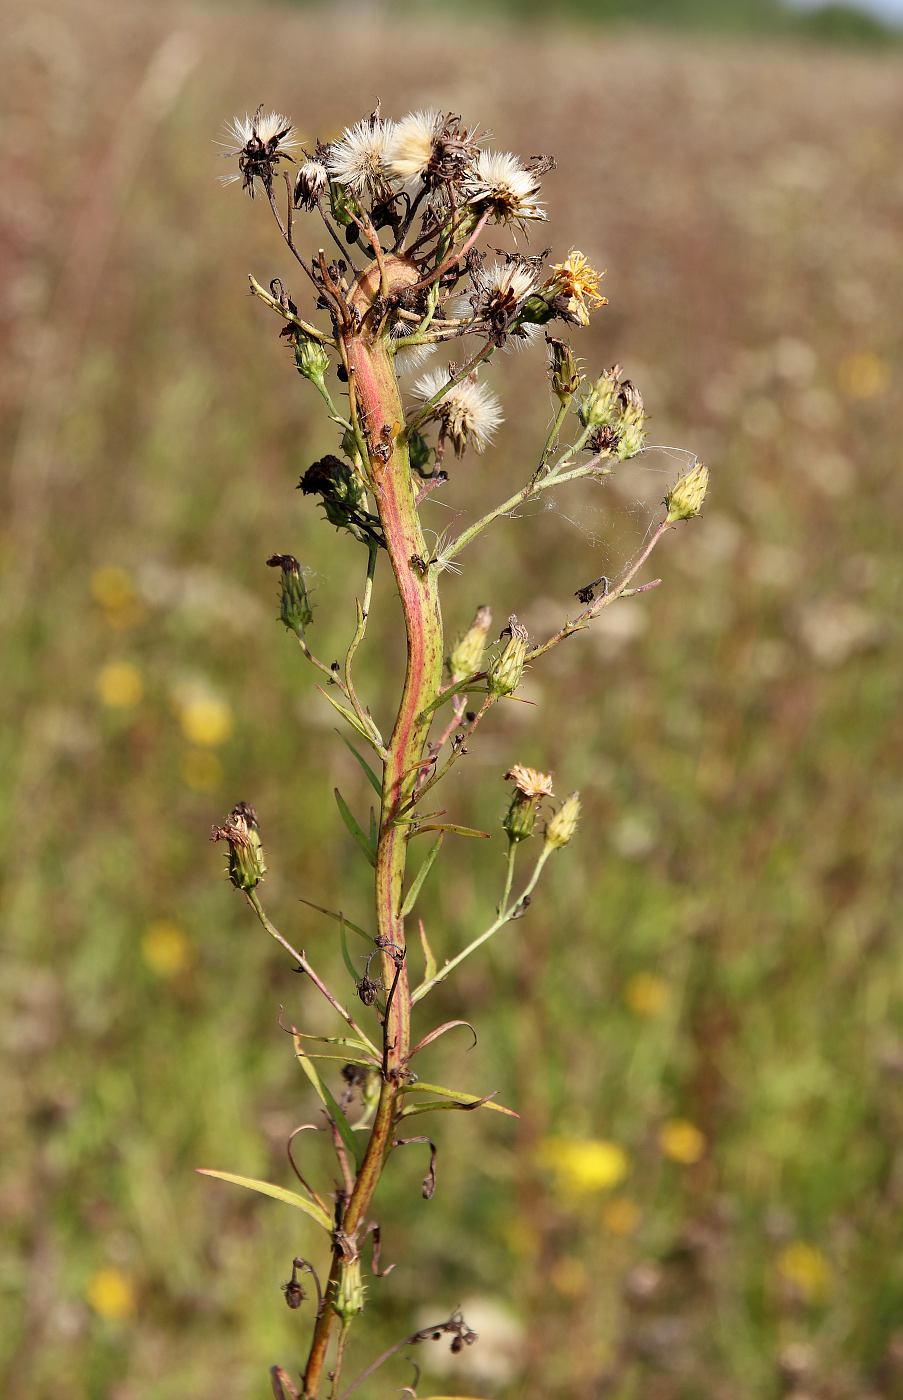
[302,261,444,1399]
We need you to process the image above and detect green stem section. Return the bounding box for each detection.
[412,847,552,1005]
[302,266,444,1399]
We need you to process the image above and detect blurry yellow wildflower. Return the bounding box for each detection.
[659,1119,706,1165]
[538,1137,629,1195]
[90,566,145,630]
[543,251,607,326]
[777,1242,833,1304]
[549,1255,588,1298]
[836,351,889,400]
[624,971,670,1018]
[602,1195,641,1236]
[182,748,224,793]
[179,695,233,747]
[142,920,192,978]
[97,661,144,710]
[86,1267,135,1321]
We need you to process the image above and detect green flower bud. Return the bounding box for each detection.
[578,365,622,429]
[298,455,380,545]
[519,293,555,326]
[665,461,709,523]
[503,765,554,845]
[546,337,581,404]
[294,336,330,388]
[333,1255,365,1322]
[448,604,492,684]
[266,554,313,637]
[544,792,581,850]
[211,802,267,891]
[616,405,646,460]
[487,617,529,698]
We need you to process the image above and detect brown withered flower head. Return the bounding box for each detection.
[221,108,298,196]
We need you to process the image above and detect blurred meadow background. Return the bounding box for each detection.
[3,0,903,1396]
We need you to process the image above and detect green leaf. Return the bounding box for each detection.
[339,733,383,796]
[338,916,361,984]
[400,833,445,918]
[419,921,437,982]
[334,788,377,868]
[294,1040,365,1169]
[412,823,490,840]
[196,1170,332,1231]
[401,1081,518,1118]
[317,685,381,750]
[293,1030,375,1054]
[298,896,370,943]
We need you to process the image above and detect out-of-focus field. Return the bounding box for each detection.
[3,2,902,1396]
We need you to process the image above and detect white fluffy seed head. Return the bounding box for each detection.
[473,261,539,305]
[465,150,545,226]
[327,118,396,194]
[385,109,442,184]
[224,110,297,151]
[394,342,437,378]
[413,369,504,455]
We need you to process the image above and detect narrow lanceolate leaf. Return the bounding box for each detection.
[317,685,381,750]
[412,823,490,840]
[196,1170,332,1231]
[400,833,445,918]
[294,1037,364,1169]
[338,732,383,796]
[419,919,437,982]
[338,917,361,984]
[401,1082,519,1118]
[297,896,370,943]
[334,788,377,868]
[410,1020,478,1058]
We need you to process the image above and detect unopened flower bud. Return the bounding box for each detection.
[545,792,581,850]
[333,1255,364,1322]
[616,405,647,460]
[266,554,313,637]
[546,337,581,404]
[665,461,709,522]
[211,802,267,891]
[448,604,493,684]
[579,365,622,429]
[294,336,330,388]
[503,764,554,844]
[519,292,555,326]
[294,159,328,209]
[487,617,529,697]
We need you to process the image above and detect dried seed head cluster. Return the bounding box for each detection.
[220,108,298,195]
[210,100,707,1400]
[412,369,503,456]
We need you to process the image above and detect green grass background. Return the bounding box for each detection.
[3,1,902,1396]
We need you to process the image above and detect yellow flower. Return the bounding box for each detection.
[602,1195,641,1236]
[777,1242,833,1304]
[182,748,223,793]
[659,1119,706,1165]
[624,972,670,1018]
[836,351,889,400]
[91,566,133,610]
[544,250,607,327]
[538,1137,629,1195]
[90,566,145,630]
[86,1267,135,1321]
[142,920,192,978]
[97,662,143,710]
[179,695,233,747]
